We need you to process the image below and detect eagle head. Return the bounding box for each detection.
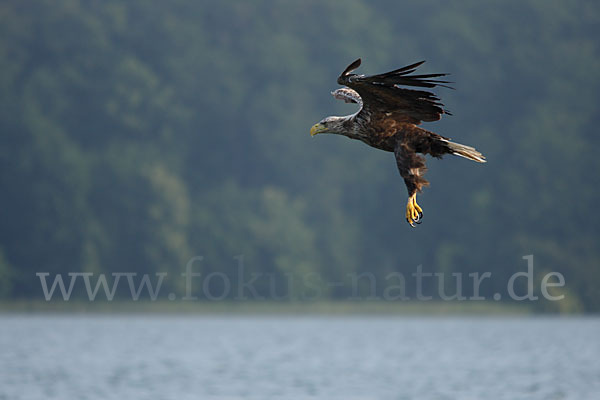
[310,116,348,136]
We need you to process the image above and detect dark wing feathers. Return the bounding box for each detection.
[382,60,426,75]
[339,58,362,78]
[337,59,452,123]
[369,61,452,89]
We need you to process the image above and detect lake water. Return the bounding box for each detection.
[0,315,598,399]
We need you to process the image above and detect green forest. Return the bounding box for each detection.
[0,0,599,311]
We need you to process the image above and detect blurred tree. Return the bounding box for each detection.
[0,0,598,310]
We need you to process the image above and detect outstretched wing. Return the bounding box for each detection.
[337,58,451,124]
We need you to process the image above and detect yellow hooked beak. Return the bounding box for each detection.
[310,123,326,136]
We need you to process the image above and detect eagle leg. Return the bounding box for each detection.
[395,140,428,227]
[406,193,423,227]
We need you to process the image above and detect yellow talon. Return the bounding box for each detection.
[413,198,423,215]
[406,194,423,227]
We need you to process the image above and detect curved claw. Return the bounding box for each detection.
[405,194,424,227]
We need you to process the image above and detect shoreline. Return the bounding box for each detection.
[0,300,540,315]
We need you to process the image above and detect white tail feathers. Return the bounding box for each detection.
[447,141,486,163]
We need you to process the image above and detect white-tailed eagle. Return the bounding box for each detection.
[310,59,486,227]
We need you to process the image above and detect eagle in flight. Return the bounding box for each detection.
[310,59,486,227]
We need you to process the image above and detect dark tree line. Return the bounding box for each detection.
[0,0,598,311]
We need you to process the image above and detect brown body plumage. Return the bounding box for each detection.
[311,58,486,226]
